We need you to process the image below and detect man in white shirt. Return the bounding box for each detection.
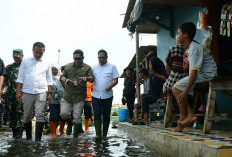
[16,42,52,141]
[92,49,119,138]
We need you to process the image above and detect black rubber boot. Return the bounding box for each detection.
[35,122,44,141]
[79,123,84,134]
[66,119,73,135]
[14,127,24,139]
[24,122,32,141]
[73,123,82,139]
[103,121,110,137]
[12,127,17,138]
[94,121,102,138]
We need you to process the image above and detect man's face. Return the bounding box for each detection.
[33,47,45,60]
[176,29,186,45]
[13,55,23,64]
[98,52,107,66]
[73,54,83,66]
[52,67,58,76]
[125,69,131,77]
[139,72,143,79]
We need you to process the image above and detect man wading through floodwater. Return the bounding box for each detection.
[16,42,52,141]
[60,49,94,139]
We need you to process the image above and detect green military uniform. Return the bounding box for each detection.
[5,49,24,129]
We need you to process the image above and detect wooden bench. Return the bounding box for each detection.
[163,77,232,134]
[149,101,165,123]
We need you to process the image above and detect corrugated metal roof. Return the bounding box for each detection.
[122,0,224,33]
[120,45,157,78]
[136,21,160,34]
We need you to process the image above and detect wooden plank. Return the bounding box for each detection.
[193,91,200,112]
[208,114,232,120]
[164,93,173,128]
[211,79,232,90]
[203,85,216,134]
[221,91,232,100]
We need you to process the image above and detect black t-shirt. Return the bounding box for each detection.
[0,58,6,76]
[123,75,136,96]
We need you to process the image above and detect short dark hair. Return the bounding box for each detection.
[73,49,84,57]
[179,22,196,41]
[98,49,108,57]
[139,68,149,76]
[33,42,45,49]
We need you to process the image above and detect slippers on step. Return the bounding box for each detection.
[138,122,149,125]
[132,122,139,125]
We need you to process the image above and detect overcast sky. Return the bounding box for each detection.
[0,0,156,104]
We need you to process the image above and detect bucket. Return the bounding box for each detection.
[118,109,128,122]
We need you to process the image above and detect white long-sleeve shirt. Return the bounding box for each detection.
[16,57,52,94]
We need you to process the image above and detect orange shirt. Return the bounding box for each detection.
[85,82,93,101]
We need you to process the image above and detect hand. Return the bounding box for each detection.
[44,103,49,110]
[179,92,187,105]
[149,70,155,76]
[0,91,2,98]
[47,94,52,104]
[16,92,21,102]
[65,79,72,84]
[105,86,112,91]
[79,77,87,82]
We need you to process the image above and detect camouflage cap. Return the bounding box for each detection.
[13,49,23,57]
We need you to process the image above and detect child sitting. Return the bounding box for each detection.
[172,22,217,132]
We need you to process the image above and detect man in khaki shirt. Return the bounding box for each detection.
[60,49,93,138]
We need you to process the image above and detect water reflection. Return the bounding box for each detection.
[0,127,159,157]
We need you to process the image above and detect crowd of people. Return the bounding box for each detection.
[122,22,217,132]
[0,22,218,142]
[0,43,119,141]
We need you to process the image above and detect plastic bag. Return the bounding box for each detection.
[202,26,213,49]
[197,8,209,30]
[121,97,126,105]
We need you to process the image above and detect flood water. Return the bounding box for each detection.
[0,126,159,157]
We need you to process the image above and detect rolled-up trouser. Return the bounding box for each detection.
[84,101,92,119]
[22,92,47,123]
[60,99,84,124]
[92,96,113,122]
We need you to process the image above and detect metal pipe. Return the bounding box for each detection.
[136,31,140,104]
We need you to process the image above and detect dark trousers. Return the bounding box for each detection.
[142,95,158,113]
[49,103,62,122]
[92,97,113,122]
[84,101,92,119]
[125,95,135,119]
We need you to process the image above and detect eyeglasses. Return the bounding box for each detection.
[73,57,83,61]
[98,57,106,59]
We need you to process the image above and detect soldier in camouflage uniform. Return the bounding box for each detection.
[5,49,24,139]
[0,58,7,128]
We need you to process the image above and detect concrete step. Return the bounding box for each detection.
[118,122,232,157]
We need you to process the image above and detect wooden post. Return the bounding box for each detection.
[136,31,140,104]
[203,82,216,134]
[164,92,173,128]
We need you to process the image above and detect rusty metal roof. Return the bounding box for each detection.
[122,0,223,33]
[120,45,157,78]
